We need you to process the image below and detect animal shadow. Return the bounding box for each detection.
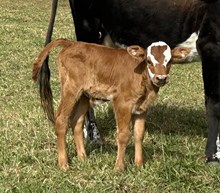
[87,103,208,162]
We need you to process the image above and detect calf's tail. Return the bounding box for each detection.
[32,38,73,124]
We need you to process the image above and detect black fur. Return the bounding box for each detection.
[197,0,220,159]
[39,57,55,124]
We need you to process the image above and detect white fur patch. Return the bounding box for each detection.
[147,41,171,67]
[216,136,220,158]
[176,32,200,63]
[147,67,155,79]
[130,49,137,56]
[163,45,172,66]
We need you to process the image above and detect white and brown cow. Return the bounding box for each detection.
[32,39,172,170]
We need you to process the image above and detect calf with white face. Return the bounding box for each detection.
[146,41,172,87]
[33,39,172,170]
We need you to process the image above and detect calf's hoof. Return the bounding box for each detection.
[135,159,144,168]
[77,154,88,161]
[58,163,69,171]
[114,162,125,171]
[58,157,69,170]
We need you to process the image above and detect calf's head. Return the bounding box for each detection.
[146,41,172,87]
[127,41,172,87]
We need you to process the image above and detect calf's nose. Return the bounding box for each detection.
[156,75,167,81]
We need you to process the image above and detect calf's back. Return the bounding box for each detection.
[58,42,148,100]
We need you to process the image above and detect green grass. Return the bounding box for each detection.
[1,0,220,192]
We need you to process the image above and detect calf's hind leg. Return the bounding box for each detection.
[71,95,90,160]
[55,90,82,170]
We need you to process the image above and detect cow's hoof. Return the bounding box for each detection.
[206,154,220,165]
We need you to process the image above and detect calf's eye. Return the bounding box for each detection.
[147,59,151,64]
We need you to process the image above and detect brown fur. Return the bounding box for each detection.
[32,38,172,170]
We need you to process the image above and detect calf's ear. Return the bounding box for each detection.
[127,46,146,62]
[171,47,190,60]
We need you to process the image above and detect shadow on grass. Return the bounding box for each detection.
[147,104,207,136]
[85,103,208,162]
[95,103,207,138]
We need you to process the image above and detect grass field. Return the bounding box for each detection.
[1,0,220,192]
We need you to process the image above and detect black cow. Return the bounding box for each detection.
[42,0,220,163]
[196,0,220,163]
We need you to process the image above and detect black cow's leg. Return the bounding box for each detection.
[69,0,104,145]
[205,97,220,163]
[83,108,103,145]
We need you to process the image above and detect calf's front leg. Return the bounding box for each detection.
[133,113,146,167]
[113,101,132,170]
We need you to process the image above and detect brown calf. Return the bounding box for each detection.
[32,39,172,170]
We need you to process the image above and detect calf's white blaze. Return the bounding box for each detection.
[146,41,171,79]
[147,41,171,67]
[163,45,171,67]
